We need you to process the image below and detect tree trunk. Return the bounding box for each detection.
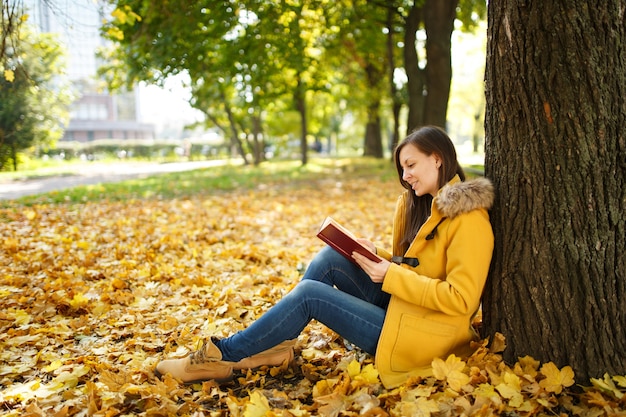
[219,89,249,165]
[363,102,383,157]
[403,4,425,134]
[11,142,17,171]
[251,113,263,166]
[386,5,401,155]
[483,0,626,383]
[295,75,308,166]
[423,0,457,129]
[363,62,384,158]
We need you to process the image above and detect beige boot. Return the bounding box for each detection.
[155,337,233,383]
[234,339,297,370]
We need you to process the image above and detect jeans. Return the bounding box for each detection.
[215,246,391,361]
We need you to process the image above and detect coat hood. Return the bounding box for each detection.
[435,177,494,218]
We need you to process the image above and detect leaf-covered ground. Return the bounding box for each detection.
[1,172,625,416]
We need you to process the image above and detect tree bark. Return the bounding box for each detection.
[483,0,626,383]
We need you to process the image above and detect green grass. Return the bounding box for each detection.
[1,157,484,209]
[1,157,398,208]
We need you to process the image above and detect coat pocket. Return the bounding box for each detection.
[390,314,457,373]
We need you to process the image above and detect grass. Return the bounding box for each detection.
[1,157,399,208]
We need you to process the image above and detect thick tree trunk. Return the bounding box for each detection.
[386,6,401,155]
[363,62,384,158]
[423,0,457,129]
[363,102,383,157]
[403,4,425,134]
[483,0,626,383]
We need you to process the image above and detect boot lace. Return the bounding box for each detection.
[189,339,214,365]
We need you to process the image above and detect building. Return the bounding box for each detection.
[23,0,155,143]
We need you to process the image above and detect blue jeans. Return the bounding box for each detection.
[215,246,391,361]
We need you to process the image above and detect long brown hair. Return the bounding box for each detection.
[393,126,465,252]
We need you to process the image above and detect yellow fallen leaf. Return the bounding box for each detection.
[496,372,524,407]
[432,354,470,391]
[355,363,380,384]
[432,355,465,379]
[539,362,575,394]
[515,355,540,378]
[69,293,89,309]
[490,332,507,353]
[315,391,349,417]
[473,383,501,402]
[243,391,271,417]
[395,396,439,417]
[347,359,361,378]
[615,375,626,388]
[43,360,64,372]
[14,309,32,325]
[313,378,339,398]
[1,380,41,403]
[590,373,624,399]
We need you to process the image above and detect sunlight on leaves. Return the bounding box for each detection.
[3,69,15,82]
[0,174,621,415]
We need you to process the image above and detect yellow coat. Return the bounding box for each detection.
[375,175,494,388]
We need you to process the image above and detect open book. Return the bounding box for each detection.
[317,217,381,264]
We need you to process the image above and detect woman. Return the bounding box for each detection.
[155,126,494,389]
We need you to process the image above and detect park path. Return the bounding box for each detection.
[0,160,231,201]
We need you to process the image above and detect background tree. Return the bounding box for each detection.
[324,0,389,158]
[0,3,72,171]
[102,0,486,163]
[482,0,626,382]
[395,0,485,133]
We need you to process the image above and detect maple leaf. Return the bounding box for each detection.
[490,332,507,353]
[538,362,575,394]
[473,382,503,410]
[394,396,440,417]
[243,391,271,417]
[495,371,524,408]
[347,360,380,385]
[13,309,31,325]
[514,355,540,379]
[315,391,350,417]
[432,355,470,392]
[69,293,90,310]
[615,375,626,388]
[590,373,624,400]
[1,169,623,416]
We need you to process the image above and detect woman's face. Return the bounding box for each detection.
[399,143,441,197]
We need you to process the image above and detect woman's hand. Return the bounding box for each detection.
[356,238,376,253]
[352,250,391,283]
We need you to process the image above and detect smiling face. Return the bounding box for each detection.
[398,143,441,197]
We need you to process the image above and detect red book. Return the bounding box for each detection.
[317,217,381,264]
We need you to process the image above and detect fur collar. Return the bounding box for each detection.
[435,177,494,218]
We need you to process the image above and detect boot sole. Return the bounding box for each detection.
[154,368,234,385]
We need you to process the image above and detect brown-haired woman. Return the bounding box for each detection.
[155,126,495,389]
